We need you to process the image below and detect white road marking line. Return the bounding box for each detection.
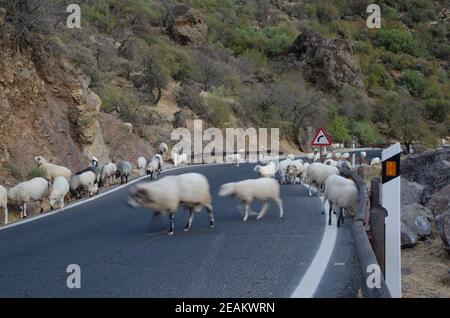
[291,197,337,298]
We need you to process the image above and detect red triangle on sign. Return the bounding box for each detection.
[311,128,332,146]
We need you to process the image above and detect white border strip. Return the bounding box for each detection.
[291,198,337,298]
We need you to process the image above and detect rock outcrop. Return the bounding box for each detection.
[435,208,450,254]
[167,4,208,46]
[401,178,424,206]
[288,29,365,91]
[401,203,433,240]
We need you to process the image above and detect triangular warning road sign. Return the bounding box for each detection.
[311,128,332,146]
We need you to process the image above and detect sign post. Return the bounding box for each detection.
[311,128,332,162]
[381,143,402,298]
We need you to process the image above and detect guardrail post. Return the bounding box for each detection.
[369,177,386,276]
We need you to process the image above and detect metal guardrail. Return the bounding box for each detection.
[339,168,391,298]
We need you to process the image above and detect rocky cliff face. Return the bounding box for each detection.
[288,29,365,91]
[167,4,208,46]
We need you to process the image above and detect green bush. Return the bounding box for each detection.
[352,121,378,146]
[6,162,24,181]
[315,2,340,24]
[378,28,422,56]
[328,115,350,143]
[27,166,46,180]
[400,70,426,96]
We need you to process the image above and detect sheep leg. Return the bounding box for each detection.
[321,196,326,214]
[184,209,194,232]
[207,205,215,228]
[23,203,27,218]
[242,203,250,222]
[39,200,44,213]
[276,198,284,218]
[256,201,270,220]
[328,201,333,226]
[168,213,175,236]
[60,198,65,211]
[337,208,344,227]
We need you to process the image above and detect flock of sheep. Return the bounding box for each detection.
[0,141,381,238]
[127,148,381,235]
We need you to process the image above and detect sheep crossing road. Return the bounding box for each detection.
[0,150,381,297]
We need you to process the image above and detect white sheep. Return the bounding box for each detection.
[70,171,97,198]
[286,154,295,160]
[306,162,339,197]
[99,162,117,187]
[370,157,381,166]
[127,173,215,235]
[334,153,342,160]
[0,185,8,224]
[115,161,132,184]
[324,175,358,227]
[286,159,303,184]
[8,177,49,218]
[278,158,292,184]
[34,156,71,181]
[146,158,160,180]
[227,153,241,167]
[124,122,133,132]
[158,143,168,155]
[253,161,277,178]
[342,152,350,159]
[324,159,338,166]
[171,150,188,167]
[218,178,284,222]
[326,153,334,159]
[49,176,70,211]
[152,154,164,172]
[300,162,310,183]
[337,160,352,170]
[136,157,147,176]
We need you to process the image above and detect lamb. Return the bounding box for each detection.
[370,157,381,166]
[34,156,71,181]
[305,162,339,197]
[253,161,277,178]
[99,162,117,187]
[115,161,132,184]
[158,143,168,155]
[70,171,98,198]
[49,176,70,211]
[8,177,49,218]
[218,178,284,222]
[286,159,303,184]
[146,158,160,180]
[278,158,292,184]
[136,157,147,176]
[0,185,8,224]
[127,173,215,235]
[324,175,358,227]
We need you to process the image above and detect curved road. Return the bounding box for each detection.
[0,150,380,297]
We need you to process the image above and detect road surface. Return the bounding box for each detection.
[0,150,380,297]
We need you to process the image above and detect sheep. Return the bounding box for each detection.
[337,160,352,170]
[300,162,310,183]
[158,143,168,155]
[115,161,132,184]
[49,176,70,211]
[227,153,241,167]
[324,159,338,166]
[146,158,160,180]
[124,122,133,132]
[359,151,368,165]
[70,171,98,198]
[342,152,350,159]
[326,153,334,159]
[8,177,49,218]
[334,153,342,160]
[99,162,117,188]
[0,185,8,224]
[127,173,215,235]
[253,161,277,178]
[324,175,358,227]
[286,159,303,184]
[75,165,100,184]
[278,158,292,184]
[305,162,339,197]
[218,178,284,222]
[151,154,164,172]
[171,149,188,167]
[136,157,147,176]
[370,157,381,166]
[33,156,71,181]
[286,154,295,160]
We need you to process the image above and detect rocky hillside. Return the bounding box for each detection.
[0,0,449,183]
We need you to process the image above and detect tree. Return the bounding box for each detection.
[328,115,350,143]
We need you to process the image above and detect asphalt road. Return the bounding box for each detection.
[0,149,380,297]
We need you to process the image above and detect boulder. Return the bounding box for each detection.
[401,178,424,206]
[401,203,433,239]
[401,221,418,248]
[435,208,450,254]
[167,4,208,46]
[401,147,450,203]
[288,29,365,91]
[425,184,450,217]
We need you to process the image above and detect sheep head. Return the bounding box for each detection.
[34,156,47,166]
[218,183,236,197]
